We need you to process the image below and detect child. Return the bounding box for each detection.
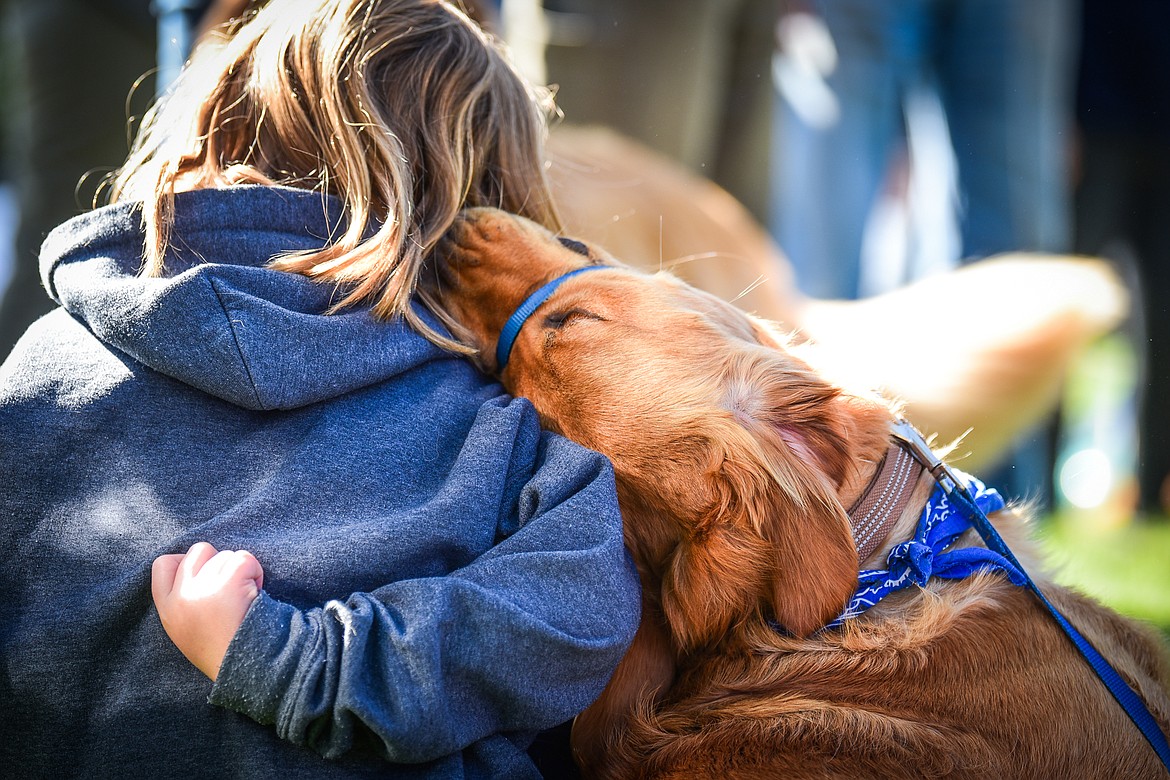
[0,1,639,777]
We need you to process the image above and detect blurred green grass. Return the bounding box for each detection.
[1038,512,1170,635]
[1039,332,1170,635]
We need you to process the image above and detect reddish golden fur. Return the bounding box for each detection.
[430,209,1170,779]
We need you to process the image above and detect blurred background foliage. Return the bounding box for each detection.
[1041,512,1170,636]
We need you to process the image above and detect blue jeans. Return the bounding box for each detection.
[770,0,1077,299]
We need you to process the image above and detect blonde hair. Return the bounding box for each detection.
[110,0,560,352]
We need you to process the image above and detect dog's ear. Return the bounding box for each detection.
[660,352,878,645]
[749,426,860,638]
[744,353,887,637]
[661,461,778,651]
[660,415,858,647]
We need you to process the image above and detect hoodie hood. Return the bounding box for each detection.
[40,186,453,411]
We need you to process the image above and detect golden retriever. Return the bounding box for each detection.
[430,207,1170,779]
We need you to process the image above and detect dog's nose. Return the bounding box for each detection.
[444,211,472,242]
[436,215,477,264]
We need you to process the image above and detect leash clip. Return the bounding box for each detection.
[889,419,963,495]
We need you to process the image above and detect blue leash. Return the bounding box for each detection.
[887,420,1170,772]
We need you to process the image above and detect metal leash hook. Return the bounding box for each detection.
[889,419,962,495]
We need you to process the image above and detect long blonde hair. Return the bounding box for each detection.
[110,0,559,352]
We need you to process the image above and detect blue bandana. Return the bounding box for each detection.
[825,470,1026,629]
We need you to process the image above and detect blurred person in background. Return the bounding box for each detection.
[769,0,1080,505]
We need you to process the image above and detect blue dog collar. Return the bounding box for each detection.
[495,265,605,370]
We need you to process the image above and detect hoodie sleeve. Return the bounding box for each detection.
[207,430,642,764]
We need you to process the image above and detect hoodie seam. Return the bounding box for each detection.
[206,274,265,409]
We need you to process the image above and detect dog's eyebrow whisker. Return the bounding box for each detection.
[545,151,603,176]
[660,251,728,270]
[730,275,768,304]
[546,151,644,186]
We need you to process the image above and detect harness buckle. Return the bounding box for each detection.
[889,419,964,495]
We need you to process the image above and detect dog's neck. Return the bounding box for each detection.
[846,439,927,568]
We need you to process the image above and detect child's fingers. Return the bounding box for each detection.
[233,550,264,592]
[150,554,184,602]
[205,549,265,594]
[178,541,219,583]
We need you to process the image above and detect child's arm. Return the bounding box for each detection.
[151,542,265,680]
[144,401,642,764]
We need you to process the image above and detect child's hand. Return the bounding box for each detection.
[151,542,265,681]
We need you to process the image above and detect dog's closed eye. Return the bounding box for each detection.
[543,307,604,328]
[558,237,590,257]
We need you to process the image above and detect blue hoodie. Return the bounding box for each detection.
[0,185,641,779]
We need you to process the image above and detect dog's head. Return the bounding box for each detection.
[432,208,893,645]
